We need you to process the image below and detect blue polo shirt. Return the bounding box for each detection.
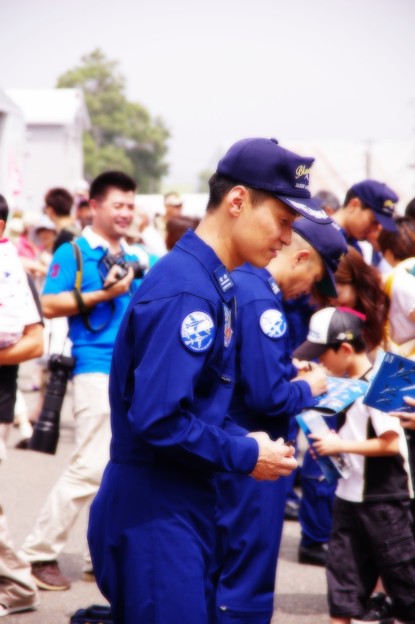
[43,227,141,376]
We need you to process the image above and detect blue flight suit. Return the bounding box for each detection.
[331,223,363,255]
[88,231,260,624]
[297,224,354,548]
[282,295,317,506]
[214,264,316,624]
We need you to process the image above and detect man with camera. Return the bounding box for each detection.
[19,171,144,591]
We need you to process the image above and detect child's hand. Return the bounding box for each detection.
[308,431,343,456]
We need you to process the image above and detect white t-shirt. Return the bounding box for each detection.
[386,266,415,345]
[336,397,412,503]
[0,239,41,347]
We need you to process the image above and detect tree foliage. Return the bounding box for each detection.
[57,49,170,192]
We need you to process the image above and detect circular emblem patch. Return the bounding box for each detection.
[181,311,215,352]
[259,309,287,339]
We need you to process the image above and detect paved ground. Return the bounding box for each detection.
[1,364,333,623]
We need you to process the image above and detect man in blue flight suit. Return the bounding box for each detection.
[213,218,347,624]
[88,138,332,624]
[331,179,398,254]
[297,180,399,568]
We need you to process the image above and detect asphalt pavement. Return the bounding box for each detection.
[1,363,332,624]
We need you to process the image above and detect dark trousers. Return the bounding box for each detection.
[327,496,415,622]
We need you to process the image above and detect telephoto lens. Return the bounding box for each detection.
[29,354,75,455]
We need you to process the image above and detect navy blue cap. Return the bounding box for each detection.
[351,180,398,232]
[217,138,331,223]
[292,219,348,297]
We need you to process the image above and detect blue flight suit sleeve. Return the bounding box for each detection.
[110,293,259,475]
[236,299,315,417]
[222,414,250,437]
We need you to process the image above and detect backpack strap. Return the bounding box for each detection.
[71,242,89,317]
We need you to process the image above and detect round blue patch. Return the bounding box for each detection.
[181,311,215,352]
[259,309,287,339]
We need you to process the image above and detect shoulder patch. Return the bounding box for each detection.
[181,311,215,352]
[259,309,287,339]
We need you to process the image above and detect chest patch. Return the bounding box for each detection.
[259,309,287,339]
[181,311,215,352]
[223,304,233,348]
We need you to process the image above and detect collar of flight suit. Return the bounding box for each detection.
[175,229,236,304]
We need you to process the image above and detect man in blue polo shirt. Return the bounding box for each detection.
[19,171,144,591]
[87,138,332,624]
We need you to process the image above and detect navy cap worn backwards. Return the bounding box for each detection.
[292,219,348,298]
[351,179,399,232]
[217,138,331,224]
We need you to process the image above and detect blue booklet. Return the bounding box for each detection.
[295,377,368,484]
[363,351,415,413]
[316,376,369,413]
[295,409,351,484]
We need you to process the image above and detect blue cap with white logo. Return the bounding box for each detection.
[292,218,348,297]
[350,180,398,232]
[216,138,331,223]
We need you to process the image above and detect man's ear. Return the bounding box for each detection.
[293,249,310,266]
[0,219,5,237]
[227,186,249,218]
[347,197,362,213]
[89,198,98,217]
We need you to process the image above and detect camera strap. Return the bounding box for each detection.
[70,242,115,333]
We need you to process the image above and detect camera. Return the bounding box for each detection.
[29,353,75,455]
[101,252,145,281]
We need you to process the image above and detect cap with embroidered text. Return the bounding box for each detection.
[293,306,365,361]
[292,219,348,297]
[351,180,398,232]
[217,138,331,223]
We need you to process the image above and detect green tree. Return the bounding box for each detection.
[57,49,170,192]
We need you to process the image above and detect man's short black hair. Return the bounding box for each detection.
[0,194,9,223]
[89,171,137,202]
[343,188,370,211]
[44,188,74,217]
[206,173,273,212]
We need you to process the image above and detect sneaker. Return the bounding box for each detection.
[359,592,394,623]
[0,598,39,617]
[284,499,300,521]
[31,561,71,591]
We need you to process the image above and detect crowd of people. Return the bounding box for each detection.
[1,137,415,624]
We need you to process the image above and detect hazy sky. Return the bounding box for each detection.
[1,0,415,189]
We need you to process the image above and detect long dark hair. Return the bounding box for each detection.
[317,246,390,351]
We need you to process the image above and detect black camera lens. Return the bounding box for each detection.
[29,354,75,455]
